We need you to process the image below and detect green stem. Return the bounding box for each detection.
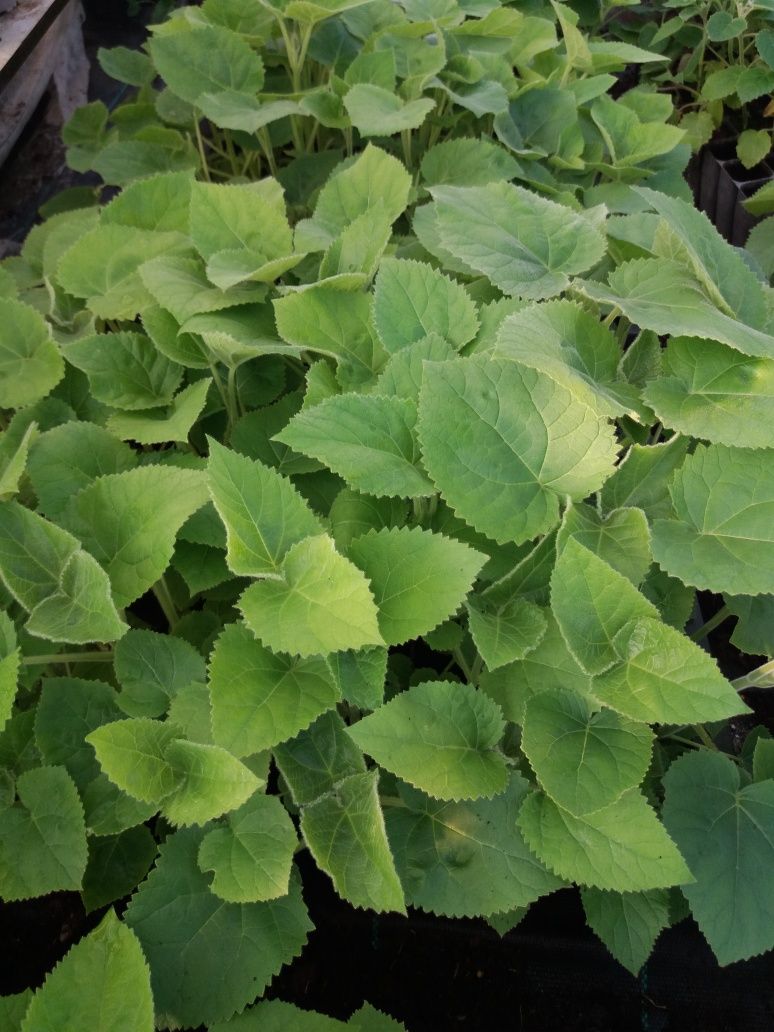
[21,651,114,666]
[193,116,212,182]
[401,128,413,170]
[693,724,719,751]
[689,604,731,642]
[153,576,179,629]
[453,647,474,682]
[732,657,774,691]
[379,795,409,809]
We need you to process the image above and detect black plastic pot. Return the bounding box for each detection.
[696,139,773,246]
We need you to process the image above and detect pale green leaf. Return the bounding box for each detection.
[64,331,182,411]
[239,535,384,657]
[372,334,457,403]
[556,501,651,587]
[577,259,774,361]
[518,788,691,892]
[274,287,385,389]
[418,356,619,544]
[0,501,77,610]
[208,439,322,576]
[198,792,297,902]
[430,183,607,299]
[140,255,266,325]
[0,766,87,900]
[372,258,478,353]
[343,84,434,136]
[149,24,264,106]
[21,911,153,1032]
[593,617,747,726]
[550,538,658,675]
[0,422,36,501]
[348,680,507,801]
[57,225,185,320]
[86,718,181,803]
[277,394,432,499]
[651,443,774,596]
[125,827,311,1029]
[420,137,520,188]
[643,336,774,449]
[61,465,208,607]
[163,739,259,826]
[599,435,690,520]
[385,774,563,918]
[106,378,212,444]
[102,171,194,233]
[348,526,485,646]
[301,769,405,913]
[466,597,547,671]
[521,689,653,816]
[26,549,127,644]
[28,422,136,519]
[209,622,340,756]
[663,750,774,964]
[0,299,64,408]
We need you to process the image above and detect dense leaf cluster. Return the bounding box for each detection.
[2,0,774,1028]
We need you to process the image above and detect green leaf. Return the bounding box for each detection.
[239,535,384,656]
[166,681,213,744]
[577,259,774,361]
[479,610,594,723]
[635,187,768,329]
[61,465,208,607]
[114,628,205,718]
[521,689,653,816]
[0,503,125,644]
[64,332,182,411]
[274,287,384,389]
[663,750,774,964]
[163,739,260,826]
[211,999,348,1031]
[593,616,745,724]
[0,647,19,735]
[494,300,638,419]
[86,718,181,803]
[274,709,366,805]
[81,773,157,837]
[190,180,291,261]
[429,183,606,299]
[0,992,31,1031]
[0,766,87,900]
[550,538,658,675]
[467,596,547,671]
[343,84,435,136]
[102,171,194,233]
[208,439,323,577]
[106,378,212,445]
[34,676,122,787]
[599,435,690,520]
[57,225,185,320]
[651,443,774,596]
[348,526,486,646]
[21,911,153,1032]
[727,594,774,657]
[518,788,691,892]
[420,137,520,188]
[28,422,136,519]
[643,336,774,449]
[149,24,264,106]
[209,622,340,756]
[418,356,618,545]
[348,680,507,801]
[140,255,266,325]
[738,129,770,170]
[581,888,670,975]
[125,827,312,1029]
[372,258,478,353]
[277,395,432,499]
[0,422,36,501]
[556,501,651,587]
[296,145,411,251]
[0,299,64,408]
[385,774,563,918]
[589,94,684,168]
[301,770,405,913]
[81,827,157,913]
[372,334,457,404]
[198,792,297,902]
